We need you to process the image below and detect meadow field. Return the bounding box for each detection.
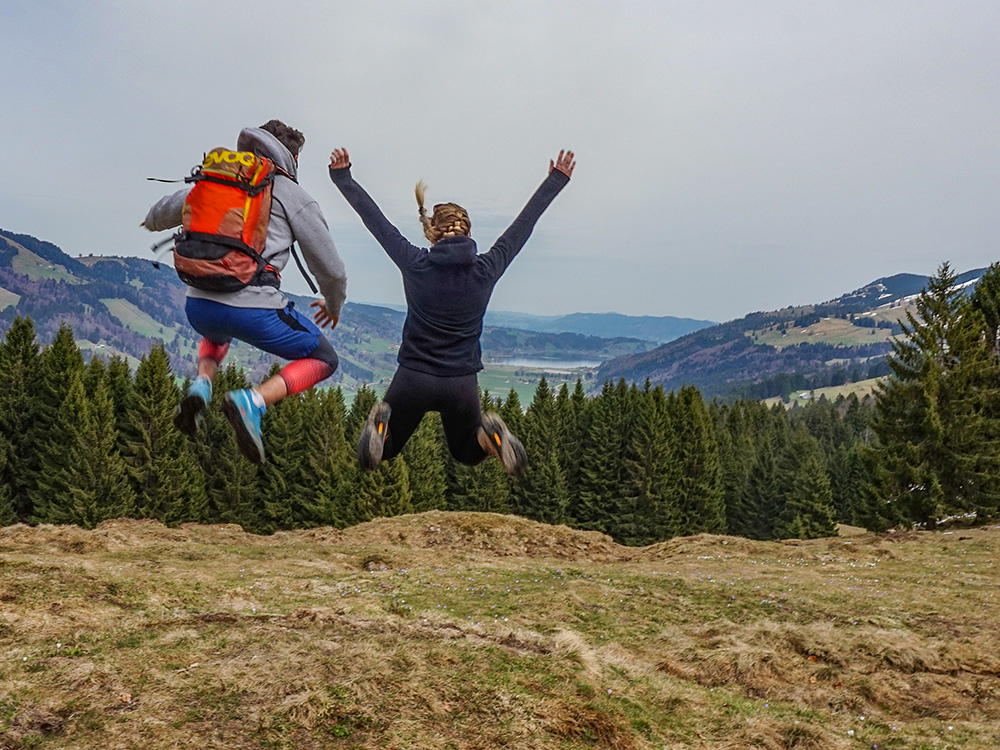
[1,513,998,749]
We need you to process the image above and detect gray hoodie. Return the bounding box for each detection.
[144,127,347,316]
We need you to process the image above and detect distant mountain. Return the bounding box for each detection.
[8,228,982,402]
[597,268,990,400]
[0,229,654,389]
[484,310,714,344]
[821,270,985,312]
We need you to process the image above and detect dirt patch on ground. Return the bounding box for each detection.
[339,510,632,562]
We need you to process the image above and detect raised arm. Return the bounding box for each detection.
[481,150,575,279]
[328,148,422,270]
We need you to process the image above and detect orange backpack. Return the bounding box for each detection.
[173,148,278,292]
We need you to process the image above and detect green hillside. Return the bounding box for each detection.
[0,288,19,310]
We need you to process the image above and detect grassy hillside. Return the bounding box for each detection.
[7,243,82,285]
[2,513,998,749]
[765,377,883,408]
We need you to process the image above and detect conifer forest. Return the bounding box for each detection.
[2,263,999,542]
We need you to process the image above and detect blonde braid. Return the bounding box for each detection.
[415,180,471,244]
[415,180,436,242]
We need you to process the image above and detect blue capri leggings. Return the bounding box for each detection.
[185,297,339,372]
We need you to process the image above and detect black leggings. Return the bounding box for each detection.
[381,366,488,465]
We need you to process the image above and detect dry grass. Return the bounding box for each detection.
[752,318,896,349]
[2,512,999,749]
[764,378,883,408]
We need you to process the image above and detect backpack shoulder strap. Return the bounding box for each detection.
[288,243,318,294]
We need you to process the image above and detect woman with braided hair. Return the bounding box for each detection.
[328,147,576,474]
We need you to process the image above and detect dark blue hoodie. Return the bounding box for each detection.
[330,166,569,376]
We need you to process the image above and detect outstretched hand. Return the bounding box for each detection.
[311,299,338,329]
[329,148,351,170]
[549,150,576,178]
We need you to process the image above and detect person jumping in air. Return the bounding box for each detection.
[143,120,347,464]
[328,147,575,475]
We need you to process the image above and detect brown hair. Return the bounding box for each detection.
[259,119,305,157]
[415,180,471,244]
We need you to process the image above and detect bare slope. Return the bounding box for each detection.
[2,512,999,749]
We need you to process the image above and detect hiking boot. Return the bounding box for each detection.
[222,389,266,464]
[478,412,527,477]
[174,377,212,436]
[357,402,391,470]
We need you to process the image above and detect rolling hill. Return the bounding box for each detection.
[597,268,989,400]
[0,229,656,393]
[4,228,986,402]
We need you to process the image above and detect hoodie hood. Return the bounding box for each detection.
[428,235,478,265]
[236,127,298,181]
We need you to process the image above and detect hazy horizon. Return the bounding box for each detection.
[3,1,997,322]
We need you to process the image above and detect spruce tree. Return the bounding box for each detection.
[842,393,871,446]
[871,262,1000,527]
[514,378,569,525]
[351,458,413,522]
[716,400,788,538]
[0,317,42,520]
[850,445,904,532]
[259,390,314,530]
[83,355,107,399]
[403,411,449,512]
[499,389,526,435]
[622,384,678,545]
[26,323,85,518]
[38,324,85,415]
[792,397,849,455]
[125,344,207,524]
[574,380,628,535]
[0,432,14,526]
[36,371,135,528]
[446,394,511,514]
[555,381,588,502]
[106,355,135,454]
[301,387,355,528]
[734,407,792,540]
[773,424,837,539]
[193,364,261,530]
[826,444,855,524]
[342,384,413,523]
[669,386,725,536]
[742,441,780,540]
[970,262,1000,361]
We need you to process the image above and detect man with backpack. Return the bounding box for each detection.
[143,120,347,464]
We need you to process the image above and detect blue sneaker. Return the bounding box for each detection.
[222,389,266,464]
[174,377,212,436]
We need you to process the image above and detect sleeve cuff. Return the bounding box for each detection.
[328,165,353,183]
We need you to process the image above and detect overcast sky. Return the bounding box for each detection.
[2,1,997,322]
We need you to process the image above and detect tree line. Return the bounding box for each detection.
[2,262,998,542]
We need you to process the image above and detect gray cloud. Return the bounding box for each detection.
[2,0,997,321]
